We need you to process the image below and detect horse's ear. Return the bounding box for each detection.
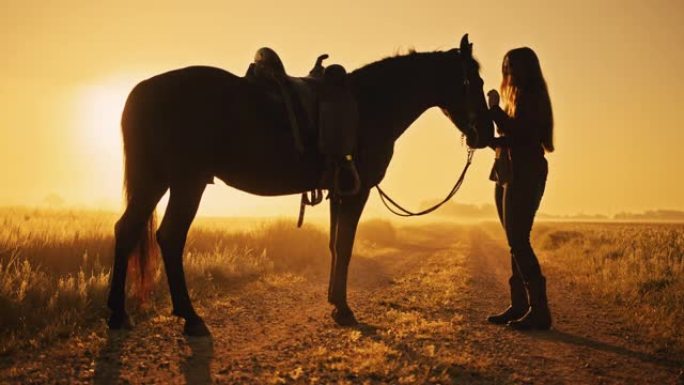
[459,34,472,57]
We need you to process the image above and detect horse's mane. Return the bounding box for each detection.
[350,49,480,84]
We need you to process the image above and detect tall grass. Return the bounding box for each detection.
[0,208,331,355]
[533,222,684,353]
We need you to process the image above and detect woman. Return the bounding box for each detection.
[486,47,554,330]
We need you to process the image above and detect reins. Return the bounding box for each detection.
[375,49,479,218]
[375,147,474,217]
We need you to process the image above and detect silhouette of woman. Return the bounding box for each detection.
[486,47,554,330]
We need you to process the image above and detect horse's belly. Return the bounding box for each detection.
[214,169,319,196]
[212,149,322,196]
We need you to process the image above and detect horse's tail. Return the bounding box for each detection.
[121,83,161,302]
[124,178,158,302]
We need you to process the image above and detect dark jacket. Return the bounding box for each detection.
[488,104,547,185]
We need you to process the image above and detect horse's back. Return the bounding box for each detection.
[128,66,243,108]
[122,66,247,184]
[121,65,316,191]
[143,65,240,85]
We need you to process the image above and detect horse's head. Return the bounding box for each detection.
[437,34,494,149]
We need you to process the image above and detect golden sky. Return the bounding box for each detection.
[1,0,683,217]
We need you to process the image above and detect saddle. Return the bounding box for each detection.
[245,48,361,225]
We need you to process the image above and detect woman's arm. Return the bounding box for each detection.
[489,103,542,147]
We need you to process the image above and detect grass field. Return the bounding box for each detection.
[534,222,684,353]
[1,207,682,357]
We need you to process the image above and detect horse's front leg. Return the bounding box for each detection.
[328,188,370,326]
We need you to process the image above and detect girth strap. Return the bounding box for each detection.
[297,189,324,227]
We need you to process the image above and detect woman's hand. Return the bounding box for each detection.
[487,89,500,109]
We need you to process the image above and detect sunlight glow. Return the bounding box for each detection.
[1,0,679,215]
[79,83,127,154]
[76,81,131,207]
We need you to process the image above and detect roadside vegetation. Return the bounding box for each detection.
[0,208,328,355]
[534,222,684,354]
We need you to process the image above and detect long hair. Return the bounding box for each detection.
[500,47,554,152]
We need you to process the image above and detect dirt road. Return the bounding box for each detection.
[2,225,682,384]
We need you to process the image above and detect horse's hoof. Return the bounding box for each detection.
[108,313,134,330]
[184,317,211,337]
[331,307,358,326]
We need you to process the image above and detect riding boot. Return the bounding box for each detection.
[487,276,529,324]
[508,276,552,330]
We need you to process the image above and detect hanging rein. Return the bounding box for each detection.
[375,57,479,217]
[375,147,474,217]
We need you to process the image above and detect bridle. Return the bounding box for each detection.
[458,55,480,143]
[375,56,478,217]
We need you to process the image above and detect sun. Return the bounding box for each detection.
[79,82,130,153]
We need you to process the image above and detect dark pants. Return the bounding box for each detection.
[495,173,546,282]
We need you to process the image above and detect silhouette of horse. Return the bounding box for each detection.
[107,34,493,336]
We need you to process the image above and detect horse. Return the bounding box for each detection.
[106,34,493,336]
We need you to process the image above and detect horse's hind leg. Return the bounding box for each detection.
[108,183,167,329]
[156,180,209,336]
[328,188,370,326]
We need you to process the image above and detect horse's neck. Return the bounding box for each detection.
[388,91,436,141]
[355,74,439,147]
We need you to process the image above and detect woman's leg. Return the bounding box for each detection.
[487,184,530,324]
[496,184,524,278]
[504,178,545,280]
[503,177,551,330]
[495,183,504,226]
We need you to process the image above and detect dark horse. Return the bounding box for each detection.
[107,35,493,336]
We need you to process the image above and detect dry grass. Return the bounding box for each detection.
[0,208,335,355]
[532,222,684,353]
[0,208,115,353]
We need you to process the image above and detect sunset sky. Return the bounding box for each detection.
[1,0,682,218]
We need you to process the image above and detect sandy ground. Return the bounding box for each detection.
[1,225,682,384]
